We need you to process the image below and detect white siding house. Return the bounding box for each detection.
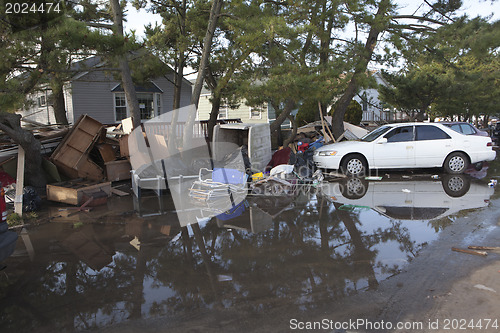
[196,91,275,124]
[354,71,392,124]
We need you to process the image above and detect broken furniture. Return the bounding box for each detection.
[46,179,111,206]
[105,160,131,182]
[189,168,248,205]
[50,115,104,181]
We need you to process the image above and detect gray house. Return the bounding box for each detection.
[18,56,192,125]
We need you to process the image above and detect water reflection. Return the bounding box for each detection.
[0,175,495,332]
[320,174,493,221]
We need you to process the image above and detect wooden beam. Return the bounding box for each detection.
[15,146,25,216]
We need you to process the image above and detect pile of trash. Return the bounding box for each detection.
[249,146,324,197]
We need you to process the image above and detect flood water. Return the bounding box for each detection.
[1,163,499,332]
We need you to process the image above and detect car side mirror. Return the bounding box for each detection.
[377,138,388,144]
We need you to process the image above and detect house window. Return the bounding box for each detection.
[38,95,46,108]
[114,92,161,122]
[156,94,161,115]
[219,104,228,119]
[114,93,128,121]
[250,105,265,119]
[362,92,368,111]
[137,93,154,120]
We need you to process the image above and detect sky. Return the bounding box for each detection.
[123,0,500,38]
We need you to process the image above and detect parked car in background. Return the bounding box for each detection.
[439,121,489,137]
[492,123,500,144]
[313,122,496,176]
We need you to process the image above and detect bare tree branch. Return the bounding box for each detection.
[391,15,446,26]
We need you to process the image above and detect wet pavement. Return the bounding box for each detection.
[1,161,500,333]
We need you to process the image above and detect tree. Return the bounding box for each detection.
[183,0,223,147]
[380,17,500,122]
[202,0,273,140]
[295,100,319,128]
[344,100,363,125]
[139,0,210,111]
[0,0,74,188]
[110,0,141,128]
[240,0,352,135]
[0,0,143,187]
[379,63,451,121]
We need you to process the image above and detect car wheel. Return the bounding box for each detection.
[340,177,369,199]
[441,174,470,198]
[340,154,367,176]
[443,152,469,174]
[474,162,483,171]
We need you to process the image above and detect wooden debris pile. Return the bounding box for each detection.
[49,114,132,183]
[45,115,133,205]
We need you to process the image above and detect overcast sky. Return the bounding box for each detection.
[124,0,500,38]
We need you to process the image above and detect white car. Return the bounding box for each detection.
[313,123,496,175]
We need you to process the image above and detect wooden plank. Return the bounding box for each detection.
[76,158,104,181]
[468,246,500,251]
[47,180,111,205]
[96,144,116,163]
[110,188,129,196]
[119,135,129,157]
[452,247,488,256]
[15,146,25,216]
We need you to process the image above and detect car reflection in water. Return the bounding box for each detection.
[320,174,494,221]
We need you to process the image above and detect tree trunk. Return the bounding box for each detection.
[173,57,185,111]
[50,81,69,125]
[270,99,296,133]
[207,92,221,142]
[205,46,253,140]
[184,0,223,149]
[110,0,141,129]
[190,0,224,108]
[331,0,391,138]
[283,115,297,147]
[0,113,45,189]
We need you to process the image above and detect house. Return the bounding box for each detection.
[354,70,408,125]
[18,56,192,125]
[354,70,390,125]
[195,83,296,128]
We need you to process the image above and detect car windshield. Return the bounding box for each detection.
[361,125,390,142]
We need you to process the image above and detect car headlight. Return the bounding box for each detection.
[318,151,337,156]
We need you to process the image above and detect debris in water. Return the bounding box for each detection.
[402,189,411,193]
[474,284,497,293]
[468,246,500,251]
[218,275,233,282]
[365,176,382,180]
[451,247,487,256]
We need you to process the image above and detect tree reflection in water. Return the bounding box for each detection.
[0,192,435,332]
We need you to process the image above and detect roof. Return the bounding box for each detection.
[111,82,163,93]
[71,54,192,86]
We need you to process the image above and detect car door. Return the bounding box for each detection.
[373,125,415,168]
[414,125,453,167]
